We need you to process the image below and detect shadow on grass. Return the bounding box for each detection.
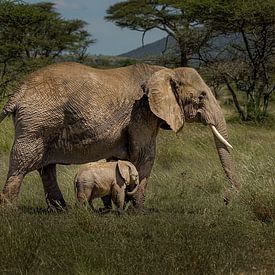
[17,205,75,215]
[18,206,52,215]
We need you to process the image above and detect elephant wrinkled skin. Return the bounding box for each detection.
[74,160,139,213]
[0,62,240,209]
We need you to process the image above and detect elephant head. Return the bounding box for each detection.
[145,68,240,201]
[117,160,140,196]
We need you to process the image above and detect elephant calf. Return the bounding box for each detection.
[74,160,139,213]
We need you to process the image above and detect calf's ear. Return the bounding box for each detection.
[117,160,130,184]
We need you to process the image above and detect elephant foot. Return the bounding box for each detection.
[47,205,68,213]
[0,192,18,209]
[0,196,19,216]
[116,208,125,216]
[0,192,8,204]
[46,198,67,212]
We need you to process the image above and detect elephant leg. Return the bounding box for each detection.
[130,178,148,210]
[111,185,125,214]
[38,164,66,210]
[129,156,156,210]
[0,174,25,205]
[75,181,95,211]
[0,138,42,205]
[100,195,112,213]
[130,175,160,213]
[75,180,90,204]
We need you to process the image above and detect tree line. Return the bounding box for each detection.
[0,0,94,98]
[0,0,274,122]
[106,0,275,122]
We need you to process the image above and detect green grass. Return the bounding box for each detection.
[0,114,274,274]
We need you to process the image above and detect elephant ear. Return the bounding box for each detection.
[146,68,184,133]
[117,160,130,184]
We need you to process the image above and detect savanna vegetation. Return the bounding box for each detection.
[0,100,274,274]
[0,0,274,274]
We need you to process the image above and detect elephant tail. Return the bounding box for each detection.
[0,80,29,124]
[0,101,16,123]
[0,86,25,123]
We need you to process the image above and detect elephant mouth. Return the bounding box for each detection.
[196,110,208,125]
[184,106,206,124]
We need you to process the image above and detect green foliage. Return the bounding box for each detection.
[106,0,213,66]
[0,113,274,273]
[188,0,274,30]
[0,0,94,98]
[191,0,275,122]
[60,54,138,69]
[106,0,275,122]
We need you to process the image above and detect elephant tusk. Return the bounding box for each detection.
[210,125,233,149]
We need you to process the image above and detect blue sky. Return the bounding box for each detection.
[25,0,166,55]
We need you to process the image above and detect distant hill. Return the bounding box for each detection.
[119,36,177,59]
[119,34,242,62]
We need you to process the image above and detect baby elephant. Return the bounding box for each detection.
[74,160,139,213]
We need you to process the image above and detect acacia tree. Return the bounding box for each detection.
[191,0,275,121]
[0,0,94,98]
[106,0,213,66]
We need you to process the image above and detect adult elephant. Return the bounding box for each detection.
[0,62,240,210]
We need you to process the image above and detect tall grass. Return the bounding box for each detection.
[0,112,274,274]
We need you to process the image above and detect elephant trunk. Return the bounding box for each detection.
[210,108,241,202]
[126,184,139,196]
[126,177,140,196]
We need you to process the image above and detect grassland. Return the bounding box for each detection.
[0,104,274,274]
